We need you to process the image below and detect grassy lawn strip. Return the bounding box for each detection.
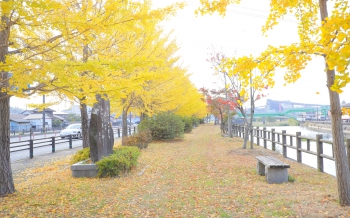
[1,124,350,217]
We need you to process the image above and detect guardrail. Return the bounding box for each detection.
[10,126,137,159]
[232,124,350,174]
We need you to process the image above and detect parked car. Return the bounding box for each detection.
[60,124,82,139]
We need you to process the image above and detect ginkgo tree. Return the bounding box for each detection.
[43,1,176,146]
[210,54,272,149]
[206,49,234,136]
[0,0,116,197]
[109,22,207,140]
[224,50,278,149]
[29,1,185,147]
[114,60,208,141]
[110,28,182,139]
[197,0,350,206]
[0,0,184,196]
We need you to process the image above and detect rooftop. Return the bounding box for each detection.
[24,114,53,120]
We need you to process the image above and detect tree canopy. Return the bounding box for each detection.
[0,0,206,197]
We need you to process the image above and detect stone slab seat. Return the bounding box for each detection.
[256,156,290,184]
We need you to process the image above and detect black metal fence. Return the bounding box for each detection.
[232,124,350,174]
[10,126,137,159]
[10,125,63,136]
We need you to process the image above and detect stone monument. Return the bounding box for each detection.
[89,94,114,162]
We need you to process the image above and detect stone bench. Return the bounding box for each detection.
[256,156,290,184]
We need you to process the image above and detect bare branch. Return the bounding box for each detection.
[8,34,64,55]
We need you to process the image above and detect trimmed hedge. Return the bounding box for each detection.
[138,112,185,140]
[122,129,152,149]
[191,117,200,127]
[96,146,141,178]
[182,116,193,133]
[70,147,90,164]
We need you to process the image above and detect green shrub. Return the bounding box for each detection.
[122,129,152,149]
[191,116,199,127]
[266,116,277,123]
[288,118,299,126]
[182,116,193,133]
[199,118,205,124]
[138,112,185,140]
[70,147,90,164]
[96,146,141,177]
[288,174,295,182]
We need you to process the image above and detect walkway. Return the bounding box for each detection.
[3,124,350,217]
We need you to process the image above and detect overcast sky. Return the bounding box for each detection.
[10,0,350,110]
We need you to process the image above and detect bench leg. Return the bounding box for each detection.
[266,168,288,184]
[257,162,265,175]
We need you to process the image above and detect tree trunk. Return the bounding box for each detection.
[219,110,226,133]
[80,101,89,148]
[242,117,249,149]
[220,115,226,133]
[327,67,350,206]
[89,94,114,162]
[326,68,350,205]
[250,100,254,149]
[122,109,128,140]
[0,96,14,196]
[140,112,144,122]
[319,0,350,206]
[140,112,147,122]
[228,109,232,137]
[0,13,14,196]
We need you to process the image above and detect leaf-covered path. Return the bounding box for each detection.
[1,124,350,217]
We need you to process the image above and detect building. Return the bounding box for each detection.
[21,108,56,116]
[53,111,69,119]
[341,103,350,122]
[23,114,53,130]
[10,114,31,132]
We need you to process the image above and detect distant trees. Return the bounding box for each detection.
[206,48,270,148]
[200,88,229,133]
[65,114,82,123]
[265,117,276,123]
[52,120,63,128]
